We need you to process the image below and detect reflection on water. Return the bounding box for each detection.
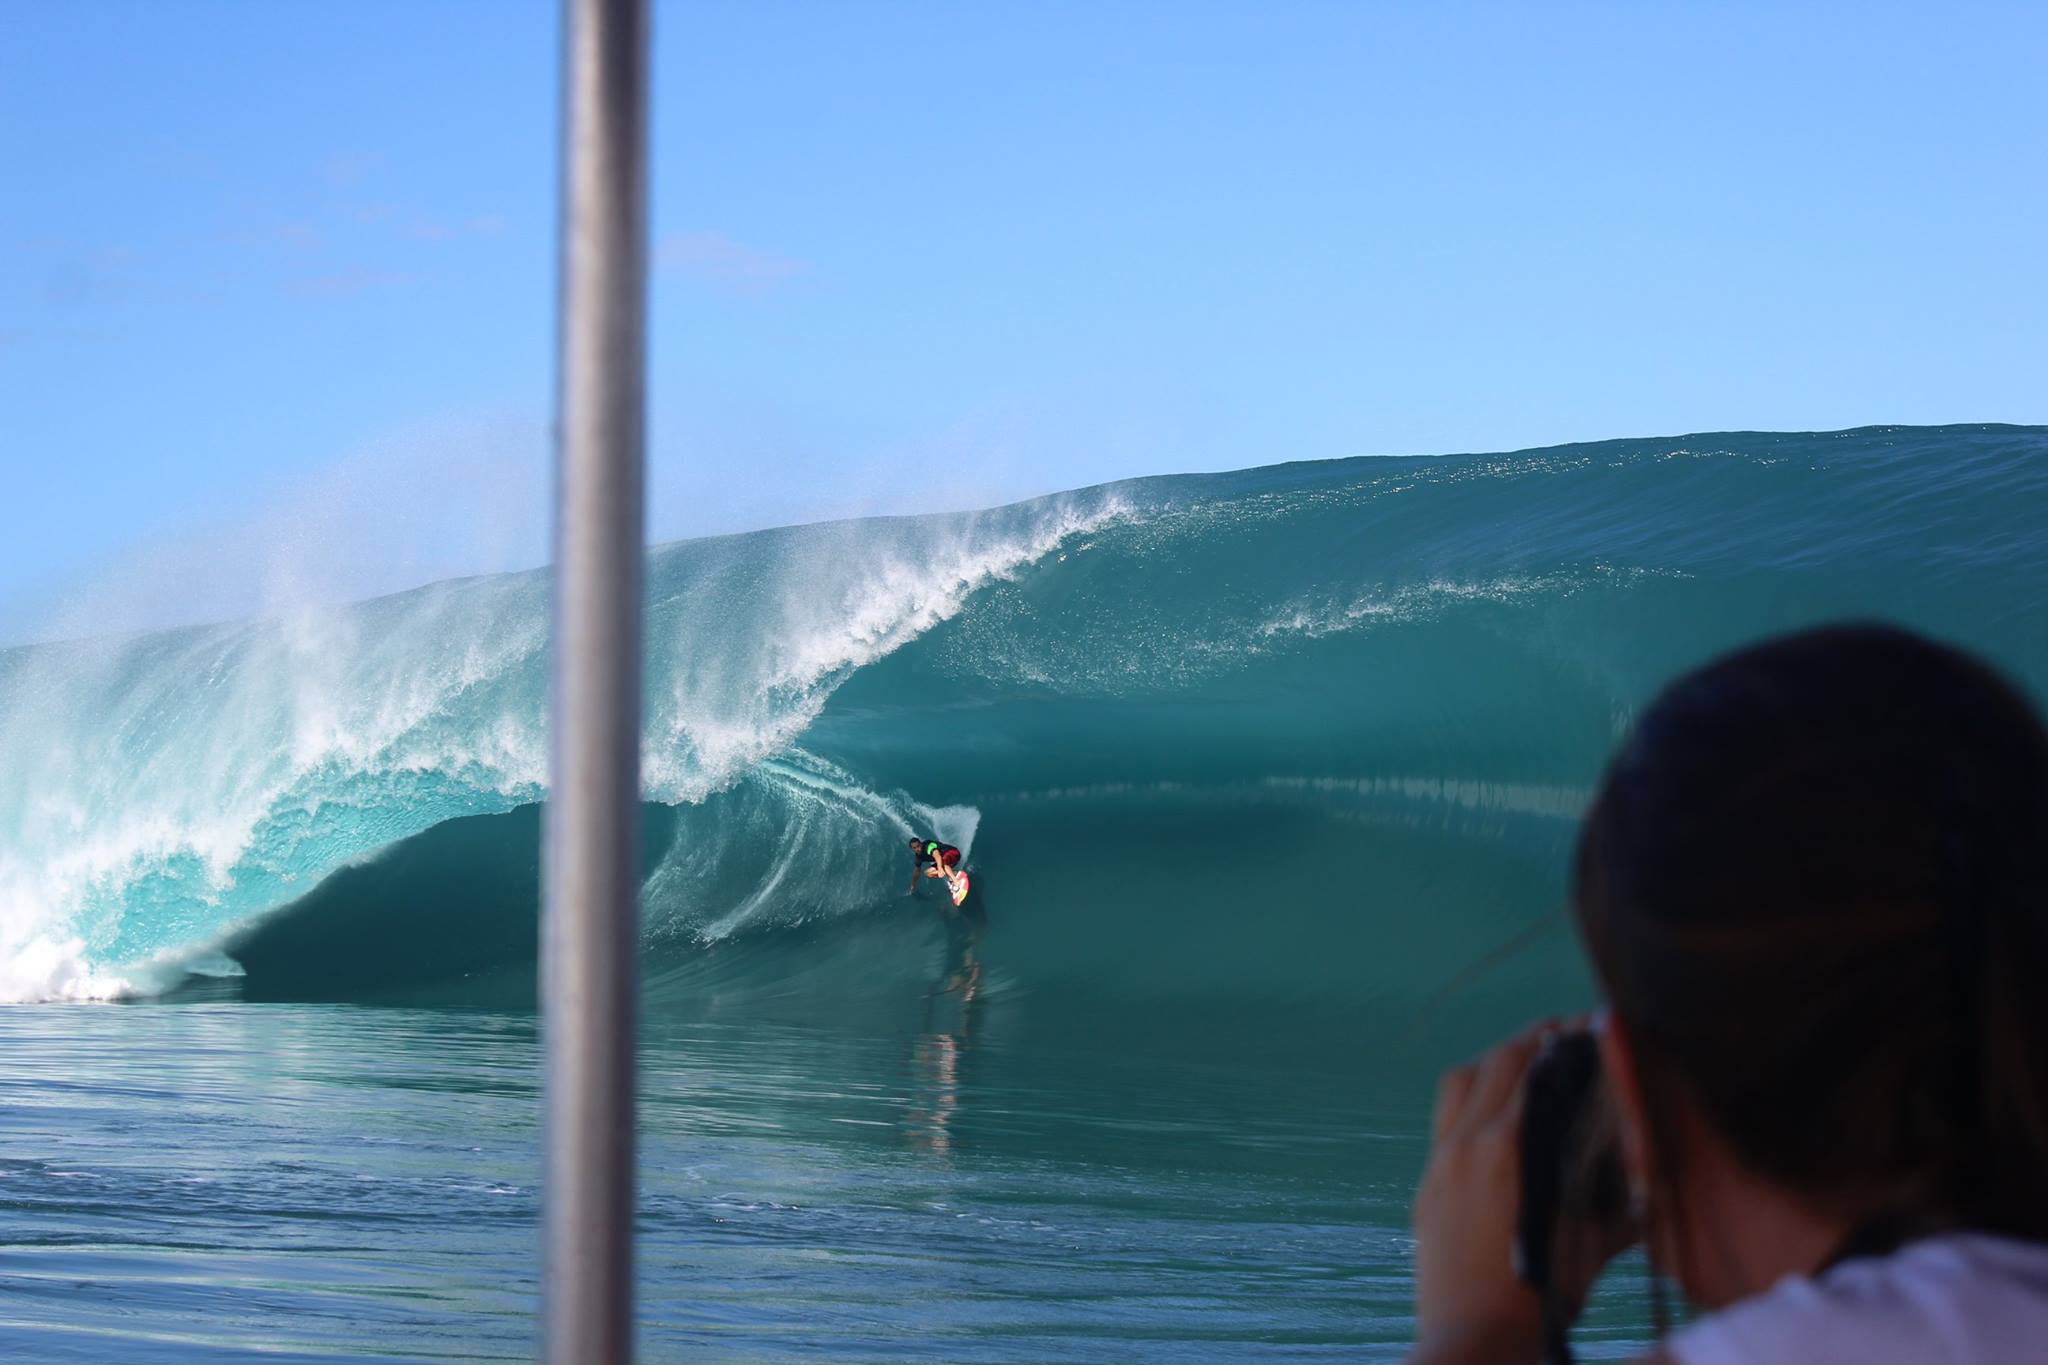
[907,899,986,1157]
[0,969,1649,1360]
[907,1031,963,1156]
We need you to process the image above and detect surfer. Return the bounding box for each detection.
[907,837,963,896]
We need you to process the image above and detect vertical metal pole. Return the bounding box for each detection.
[544,0,647,1362]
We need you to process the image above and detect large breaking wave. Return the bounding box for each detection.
[3,425,2044,1007]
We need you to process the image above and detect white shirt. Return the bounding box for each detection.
[1668,1233,2048,1364]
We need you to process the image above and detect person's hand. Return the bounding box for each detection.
[1407,1023,1551,1365]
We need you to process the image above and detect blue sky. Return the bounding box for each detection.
[3,1,2044,639]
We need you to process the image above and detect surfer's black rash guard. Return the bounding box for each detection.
[916,841,961,869]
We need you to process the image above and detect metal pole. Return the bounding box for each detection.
[544,0,648,1361]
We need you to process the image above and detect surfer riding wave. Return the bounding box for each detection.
[908,837,966,903]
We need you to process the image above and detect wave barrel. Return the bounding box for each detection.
[543,0,650,1362]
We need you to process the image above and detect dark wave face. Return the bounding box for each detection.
[5,425,2045,1016]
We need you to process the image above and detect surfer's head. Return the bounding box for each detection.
[908,837,924,852]
[1572,623,2048,1296]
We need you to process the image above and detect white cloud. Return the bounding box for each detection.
[657,231,807,293]
[321,150,385,189]
[402,214,508,242]
[288,269,414,297]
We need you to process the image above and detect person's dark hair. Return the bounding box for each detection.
[1573,623,2048,1270]
[909,837,924,850]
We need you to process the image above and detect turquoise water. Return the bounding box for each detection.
[0,1004,1416,1361]
[1,425,2043,1358]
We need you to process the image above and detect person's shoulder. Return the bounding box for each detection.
[1665,1234,2048,1365]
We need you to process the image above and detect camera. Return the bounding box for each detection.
[1515,1028,1633,1365]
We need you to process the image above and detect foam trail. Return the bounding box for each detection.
[666,752,981,943]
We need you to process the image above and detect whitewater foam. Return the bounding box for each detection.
[0,493,1114,1001]
[642,494,1128,802]
[1256,568,1689,644]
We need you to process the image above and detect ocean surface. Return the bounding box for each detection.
[2,424,2043,1360]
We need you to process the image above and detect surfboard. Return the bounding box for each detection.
[948,872,971,907]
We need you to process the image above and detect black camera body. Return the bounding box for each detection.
[1515,1029,1632,1365]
